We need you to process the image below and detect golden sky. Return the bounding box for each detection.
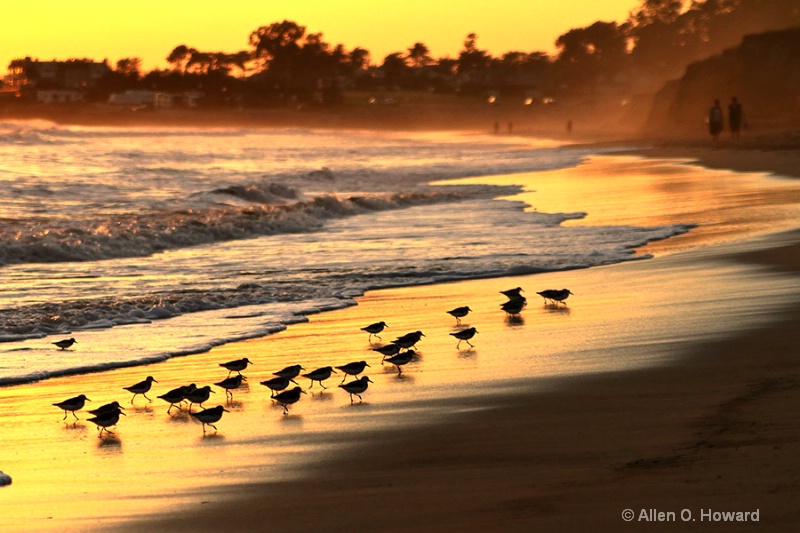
[2,0,641,72]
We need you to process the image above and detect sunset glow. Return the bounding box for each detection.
[2,0,641,72]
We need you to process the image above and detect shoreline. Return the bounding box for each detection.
[1,128,799,531]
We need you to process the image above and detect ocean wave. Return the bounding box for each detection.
[0,187,494,267]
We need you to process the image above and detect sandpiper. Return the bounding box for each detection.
[214,374,245,401]
[450,327,478,349]
[273,364,305,384]
[335,360,371,383]
[273,386,306,415]
[393,331,425,350]
[190,405,229,434]
[501,287,524,300]
[186,385,215,411]
[158,384,195,414]
[385,350,416,375]
[219,357,253,377]
[536,288,574,306]
[501,297,527,317]
[361,321,387,342]
[88,408,125,438]
[88,401,125,417]
[52,338,77,350]
[339,376,373,404]
[302,366,337,389]
[446,306,472,325]
[53,394,90,420]
[373,343,401,359]
[123,376,158,403]
[260,376,291,397]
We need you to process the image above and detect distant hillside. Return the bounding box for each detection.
[645,27,800,137]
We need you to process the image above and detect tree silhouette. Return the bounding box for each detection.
[458,33,490,75]
[249,20,306,78]
[555,21,629,92]
[167,45,193,73]
[407,42,432,68]
[381,52,408,86]
[115,58,142,79]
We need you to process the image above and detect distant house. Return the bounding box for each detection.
[5,57,111,94]
[108,90,173,109]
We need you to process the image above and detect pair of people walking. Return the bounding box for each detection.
[708,97,744,144]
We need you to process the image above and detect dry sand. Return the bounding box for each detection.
[1,143,800,532]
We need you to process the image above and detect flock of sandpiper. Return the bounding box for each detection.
[50,286,573,438]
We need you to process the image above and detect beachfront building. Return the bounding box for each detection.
[5,57,111,94]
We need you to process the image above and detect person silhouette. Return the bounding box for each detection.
[728,97,744,140]
[708,99,724,146]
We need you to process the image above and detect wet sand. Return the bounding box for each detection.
[2,146,800,532]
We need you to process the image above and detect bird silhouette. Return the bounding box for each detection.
[123,376,158,403]
[214,374,245,401]
[87,408,125,438]
[302,366,337,389]
[339,376,373,404]
[539,288,574,306]
[385,350,416,375]
[446,306,472,325]
[450,327,478,349]
[190,405,229,434]
[273,387,306,415]
[219,357,253,378]
[335,361,371,383]
[53,394,90,420]
[361,321,388,342]
[260,376,291,397]
[52,338,77,350]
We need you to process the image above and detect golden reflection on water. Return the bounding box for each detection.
[441,154,800,255]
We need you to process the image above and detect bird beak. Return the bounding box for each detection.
[222,407,230,412]
[120,412,127,416]
[210,390,216,394]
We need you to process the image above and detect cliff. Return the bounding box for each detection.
[644,27,800,137]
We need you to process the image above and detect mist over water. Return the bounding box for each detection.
[0,123,689,384]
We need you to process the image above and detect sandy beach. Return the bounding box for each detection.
[2,143,800,532]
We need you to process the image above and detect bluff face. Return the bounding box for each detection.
[645,27,800,136]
